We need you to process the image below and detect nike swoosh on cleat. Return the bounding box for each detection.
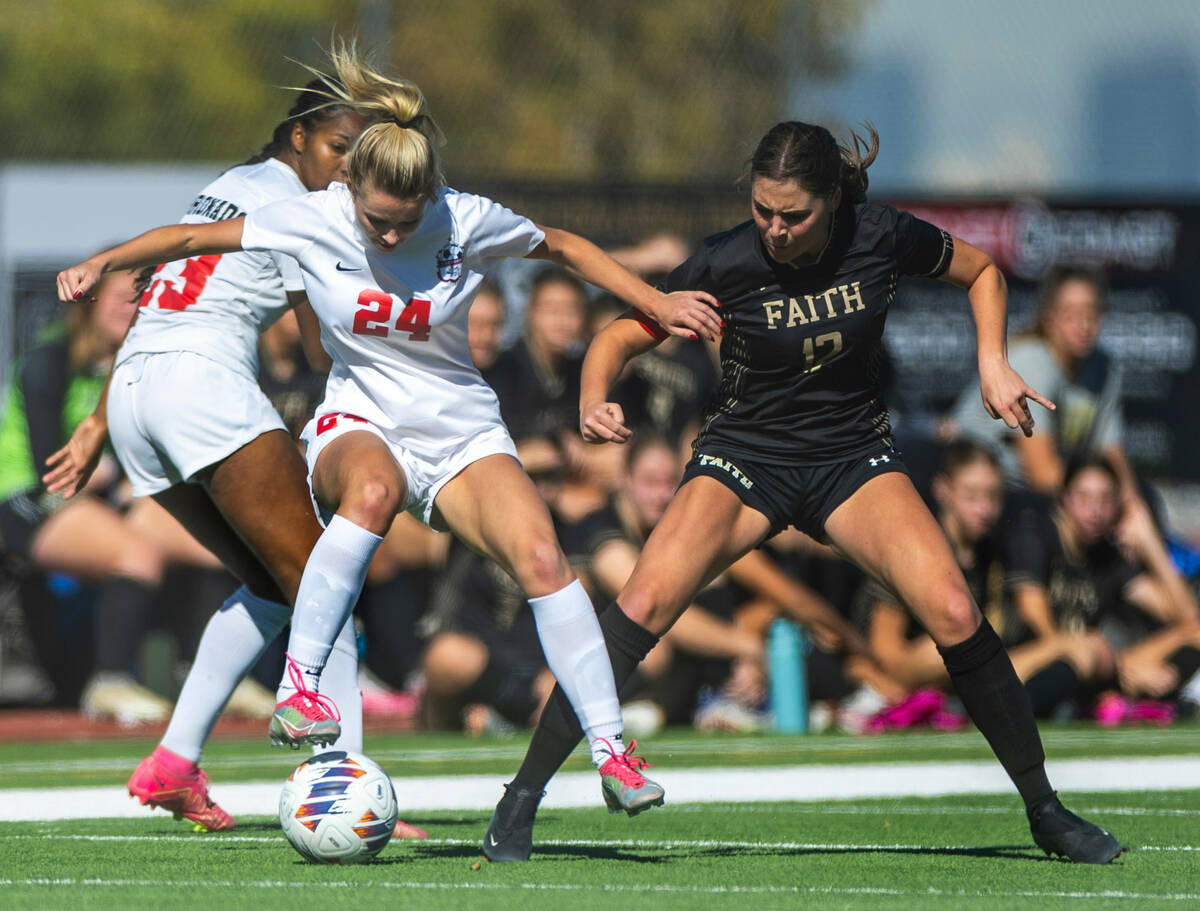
[335,262,361,271]
[489,834,501,846]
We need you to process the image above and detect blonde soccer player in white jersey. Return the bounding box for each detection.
[47,79,419,838]
[57,42,724,819]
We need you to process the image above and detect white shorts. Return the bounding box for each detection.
[299,410,518,528]
[108,351,288,497]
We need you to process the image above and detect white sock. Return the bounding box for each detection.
[526,579,623,768]
[161,586,290,763]
[278,514,382,698]
[321,615,364,754]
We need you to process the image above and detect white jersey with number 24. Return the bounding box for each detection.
[241,183,544,458]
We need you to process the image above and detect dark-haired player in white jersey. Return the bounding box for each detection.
[56,42,723,819]
[483,121,1122,865]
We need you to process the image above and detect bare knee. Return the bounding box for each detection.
[109,547,167,586]
[509,530,571,597]
[618,582,682,636]
[339,476,405,536]
[423,633,488,695]
[923,587,981,647]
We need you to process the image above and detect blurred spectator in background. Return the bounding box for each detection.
[0,269,222,722]
[1006,457,1200,721]
[950,265,1131,498]
[485,267,587,476]
[466,279,507,372]
[863,442,1103,720]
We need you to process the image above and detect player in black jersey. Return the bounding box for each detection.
[484,121,1121,865]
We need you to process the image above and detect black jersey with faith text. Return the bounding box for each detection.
[644,202,951,464]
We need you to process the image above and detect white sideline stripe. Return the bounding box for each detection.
[4,756,1198,821]
[2,834,1196,852]
[2,878,1199,901]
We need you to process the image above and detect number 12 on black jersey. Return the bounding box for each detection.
[352,289,431,342]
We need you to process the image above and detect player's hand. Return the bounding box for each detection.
[56,259,105,304]
[42,413,108,498]
[581,401,631,444]
[978,357,1055,437]
[645,290,723,342]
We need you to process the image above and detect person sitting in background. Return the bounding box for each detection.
[1006,457,1200,721]
[485,267,621,515]
[485,267,587,470]
[949,265,1129,498]
[466,279,507,373]
[0,268,222,722]
[864,442,1106,720]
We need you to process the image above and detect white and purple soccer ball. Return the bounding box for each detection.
[279,750,398,864]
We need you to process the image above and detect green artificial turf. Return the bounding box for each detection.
[0,725,1197,910]
[1,790,1196,911]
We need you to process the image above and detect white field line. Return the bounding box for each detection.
[1,878,1199,901]
[8,728,1200,776]
[1,755,1198,821]
[1,833,1196,852]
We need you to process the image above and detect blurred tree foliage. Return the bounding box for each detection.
[0,0,866,180]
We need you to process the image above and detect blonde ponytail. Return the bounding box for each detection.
[296,39,445,200]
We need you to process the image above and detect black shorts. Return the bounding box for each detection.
[680,446,909,539]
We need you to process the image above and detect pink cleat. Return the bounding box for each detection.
[393,818,428,839]
[127,747,233,832]
[269,654,341,749]
[597,738,665,816]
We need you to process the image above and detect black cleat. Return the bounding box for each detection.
[1028,794,1122,864]
[482,782,544,862]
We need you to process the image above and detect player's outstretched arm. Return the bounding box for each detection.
[579,316,661,444]
[529,225,722,342]
[940,236,1055,437]
[56,218,247,304]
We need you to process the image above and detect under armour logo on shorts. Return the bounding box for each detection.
[869,454,891,466]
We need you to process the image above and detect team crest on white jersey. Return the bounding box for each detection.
[436,242,464,282]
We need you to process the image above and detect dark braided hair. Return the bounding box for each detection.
[240,77,357,167]
[749,121,879,204]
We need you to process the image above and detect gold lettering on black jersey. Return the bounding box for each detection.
[762,281,863,330]
[816,288,839,319]
[787,297,810,326]
[762,299,785,329]
[839,282,864,314]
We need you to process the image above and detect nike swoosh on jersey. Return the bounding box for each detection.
[335,261,361,271]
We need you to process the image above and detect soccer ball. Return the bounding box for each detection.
[279,750,398,863]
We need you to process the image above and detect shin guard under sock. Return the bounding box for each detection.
[512,602,659,791]
[938,618,1052,806]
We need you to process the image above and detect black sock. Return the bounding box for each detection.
[1167,646,1200,694]
[1024,659,1079,718]
[94,577,160,673]
[937,618,1053,807]
[461,652,539,725]
[511,602,659,791]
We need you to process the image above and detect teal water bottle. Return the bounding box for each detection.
[768,618,810,733]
